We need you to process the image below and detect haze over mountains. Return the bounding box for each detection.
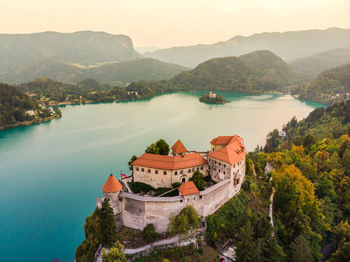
[0,31,185,84]
[1,28,350,86]
[290,47,350,78]
[145,27,350,68]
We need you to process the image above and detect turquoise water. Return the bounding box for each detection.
[0,91,322,262]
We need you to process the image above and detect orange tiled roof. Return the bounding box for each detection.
[178,181,200,196]
[210,136,234,145]
[102,174,123,193]
[171,139,187,154]
[208,135,246,165]
[132,153,207,170]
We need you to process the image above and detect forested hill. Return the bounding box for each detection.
[292,63,350,105]
[290,47,350,79]
[0,31,141,65]
[1,58,188,85]
[145,27,350,67]
[0,84,56,129]
[170,50,303,93]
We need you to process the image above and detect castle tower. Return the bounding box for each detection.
[102,174,122,214]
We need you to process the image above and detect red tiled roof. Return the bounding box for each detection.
[132,153,207,170]
[178,181,200,196]
[210,136,234,145]
[208,135,246,165]
[171,139,187,154]
[102,174,123,193]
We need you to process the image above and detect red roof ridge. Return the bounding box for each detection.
[178,181,200,196]
[132,152,207,170]
[208,135,246,165]
[171,139,187,154]
[102,174,123,193]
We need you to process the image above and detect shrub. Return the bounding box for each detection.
[142,224,157,243]
[129,181,155,194]
[168,205,201,235]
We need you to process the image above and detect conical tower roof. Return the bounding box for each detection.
[102,174,122,193]
[171,139,187,154]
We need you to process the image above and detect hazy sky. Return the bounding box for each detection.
[1,0,349,48]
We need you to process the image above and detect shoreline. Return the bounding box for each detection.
[0,115,61,131]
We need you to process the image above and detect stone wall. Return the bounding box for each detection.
[100,158,245,233]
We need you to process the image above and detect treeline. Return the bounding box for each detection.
[0,83,53,129]
[292,64,350,105]
[259,100,350,261]
[18,78,177,105]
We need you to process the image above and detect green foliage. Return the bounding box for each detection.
[100,198,118,247]
[129,181,155,194]
[289,235,313,262]
[293,63,350,105]
[0,83,45,128]
[131,243,198,262]
[168,206,201,235]
[142,224,158,243]
[102,241,126,262]
[128,155,137,171]
[75,208,103,262]
[199,94,227,104]
[145,139,170,155]
[235,221,255,262]
[189,170,206,190]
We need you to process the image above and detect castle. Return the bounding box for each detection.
[97,134,246,233]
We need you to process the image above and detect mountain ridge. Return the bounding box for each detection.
[145,27,350,67]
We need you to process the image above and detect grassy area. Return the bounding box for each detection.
[129,244,219,262]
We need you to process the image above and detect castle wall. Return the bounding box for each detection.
[117,175,239,233]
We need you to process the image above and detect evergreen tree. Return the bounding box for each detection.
[236,221,255,262]
[289,235,313,262]
[100,198,117,247]
[268,235,286,262]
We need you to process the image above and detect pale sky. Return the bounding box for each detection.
[1,0,349,48]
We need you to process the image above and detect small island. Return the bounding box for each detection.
[199,91,227,104]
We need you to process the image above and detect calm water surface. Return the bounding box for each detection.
[0,91,322,262]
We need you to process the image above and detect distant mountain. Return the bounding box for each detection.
[145,27,350,67]
[170,50,303,93]
[0,31,141,65]
[1,58,188,84]
[290,47,350,78]
[293,63,350,104]
[135,46,160,54]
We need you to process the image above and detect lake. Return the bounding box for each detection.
[0,91,322,262]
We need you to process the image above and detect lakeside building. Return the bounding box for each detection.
[97,134,246,233]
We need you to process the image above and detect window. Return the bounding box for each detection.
[141,168,144,172]
[136,167,139,171]
[188,169,191,173]
[174,171,178,175]
[148,169,151,173]
[224,164,226,168]
[163,171,167,175]
[215,161,217,164]
[180,170,183,174]
[192,168,195,172]
[200,166,203,170]
[199,195,202,199]
[219,163,221,166]
[155,170,158,174]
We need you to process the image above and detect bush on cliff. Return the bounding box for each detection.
[168,205,201,235]
[102,241,126,262]
[142,224,158,243]
[75,198,118,261]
